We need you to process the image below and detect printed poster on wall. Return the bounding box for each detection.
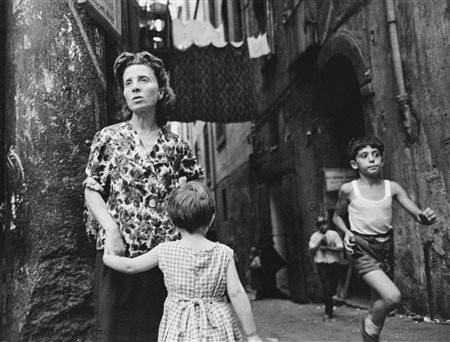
[323,168,357,192]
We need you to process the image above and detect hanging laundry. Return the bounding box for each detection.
[247,33,271,59]
[169,43,257,123]
[172,18,227,49]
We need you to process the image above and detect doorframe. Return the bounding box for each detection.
[316,29,375,302]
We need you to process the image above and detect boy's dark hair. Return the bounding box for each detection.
[167,181,215,233]
[347,136,384,161]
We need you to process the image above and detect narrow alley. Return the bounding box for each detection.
[2,1,450,341]
[250,298,450,342]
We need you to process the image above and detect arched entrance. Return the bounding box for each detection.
[315,32,374,305]
[318,53,370,303]
[319,54,366,166]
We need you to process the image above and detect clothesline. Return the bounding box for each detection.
[172,18,270,58]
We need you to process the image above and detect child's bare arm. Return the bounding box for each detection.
[103,245,160,274]
[332,183,355,254]
[391,182,437,225]
[226,257,262,342]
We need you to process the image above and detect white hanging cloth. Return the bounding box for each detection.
[247,33,271,59]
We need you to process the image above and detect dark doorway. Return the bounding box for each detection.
[319,54,365,166]
[318,54,370,303]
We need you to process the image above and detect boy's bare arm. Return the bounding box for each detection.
[391,181,437,225]
[332,183,352,235]
[333,183,355,254]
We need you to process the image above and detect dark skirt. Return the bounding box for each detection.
[94,251,167,342]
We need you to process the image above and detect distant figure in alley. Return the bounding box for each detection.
[308,215,344,320]
[333,136,436,341]
[249,246,264,299]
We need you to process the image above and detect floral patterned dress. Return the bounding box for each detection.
[84,121,204,257]
[158,241,242,342]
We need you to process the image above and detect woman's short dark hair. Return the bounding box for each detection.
[167,181,215,233]
[347,136,384,161]
[113,51,175,126]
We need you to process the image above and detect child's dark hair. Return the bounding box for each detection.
[167,181,215,233]
[347,136,384,161]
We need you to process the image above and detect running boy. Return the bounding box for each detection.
[332,136,436,342]
[104,181,262,342]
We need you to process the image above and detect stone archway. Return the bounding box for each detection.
[315,29,373,302]
[318,29,372,94]
[315,28,375,165]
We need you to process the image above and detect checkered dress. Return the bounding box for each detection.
[158,241,242,342]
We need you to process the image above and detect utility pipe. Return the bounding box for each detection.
[385,0,414,137]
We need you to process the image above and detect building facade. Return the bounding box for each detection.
[243,0,450,317]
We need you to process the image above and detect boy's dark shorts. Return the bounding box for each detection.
[350,231,394,280]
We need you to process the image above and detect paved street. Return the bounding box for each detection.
[249,299,450,342]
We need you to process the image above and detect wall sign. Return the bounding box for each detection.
[78,0,122,41]
[324,168,357,192]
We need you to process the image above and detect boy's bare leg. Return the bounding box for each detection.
[362,270,401,329]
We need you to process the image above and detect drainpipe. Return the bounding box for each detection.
[385,0,416,139]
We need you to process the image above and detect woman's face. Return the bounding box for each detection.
[123,64,161,115]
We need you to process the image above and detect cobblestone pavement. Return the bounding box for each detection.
[249,299,450,342]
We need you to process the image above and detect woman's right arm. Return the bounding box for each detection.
[84,129,125,255]
[85,188,125,255]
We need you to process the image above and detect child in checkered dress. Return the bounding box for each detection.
[104,181,262,342]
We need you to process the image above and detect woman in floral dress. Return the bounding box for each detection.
[84,51,204,342]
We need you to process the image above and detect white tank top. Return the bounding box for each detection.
[348,180,393,235]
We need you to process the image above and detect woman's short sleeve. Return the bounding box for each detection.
[83,129,112,194]
[177,140,205,181]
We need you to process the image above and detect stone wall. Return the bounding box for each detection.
[2,0,114,340]
[385,0,450,317]
[211,123,256,286]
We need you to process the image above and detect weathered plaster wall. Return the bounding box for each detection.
[3,0,110,340]
[212,123,256,285]
[213,122,254,182]
[214,163,257,286]
[386,0,450,318]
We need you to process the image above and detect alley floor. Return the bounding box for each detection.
[249,298,450,342]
